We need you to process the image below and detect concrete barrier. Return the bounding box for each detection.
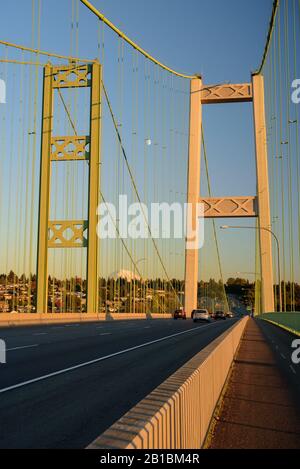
[0,312,172,327]
[88,316,249,449]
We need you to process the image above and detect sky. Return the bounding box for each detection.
[0,0,275,281]
[1,0,273,79]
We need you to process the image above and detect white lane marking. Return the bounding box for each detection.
[290,365,296,375]
[0,321,223,394]
[144,326,151,329]
[99,333,111,336]
[280,353,286,360]
[33,333,47,336]
[7,344,39,352]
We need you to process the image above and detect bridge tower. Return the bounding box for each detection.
[36,62,101,314]
[184,74,274,317]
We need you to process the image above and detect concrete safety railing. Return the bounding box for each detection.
[88,316,249,450]
[0,312,172,327]
[261,312,300,335]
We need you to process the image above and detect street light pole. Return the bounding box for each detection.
[220,225,282,312]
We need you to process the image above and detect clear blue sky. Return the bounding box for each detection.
[0,0,275,281]
[1,0,273,81]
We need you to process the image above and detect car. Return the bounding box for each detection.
[226,311,235,318]
[214,310,226,320]
[192,309,211,323]
[173,309,186,320]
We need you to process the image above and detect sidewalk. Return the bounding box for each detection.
[208,318,300,449]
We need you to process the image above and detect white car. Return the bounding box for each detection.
[192,309,211,323]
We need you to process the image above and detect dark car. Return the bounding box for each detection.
[174,309,186,320]
[214,310,226,320]
[226,311,235,318]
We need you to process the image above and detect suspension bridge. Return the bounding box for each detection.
[0,0,299,450]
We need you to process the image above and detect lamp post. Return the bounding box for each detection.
[133,258,146,314]
[220,225,282,312]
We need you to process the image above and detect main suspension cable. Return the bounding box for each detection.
[80,0,196,79]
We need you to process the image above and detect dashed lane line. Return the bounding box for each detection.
[7,344,39,352]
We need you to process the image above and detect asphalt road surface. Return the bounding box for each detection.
[0,318,236,448]
[258,319,300,406]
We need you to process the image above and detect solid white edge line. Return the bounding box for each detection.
[0,321,224,394]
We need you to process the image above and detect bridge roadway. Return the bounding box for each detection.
[259,320,300,401]
[0,317,237,448]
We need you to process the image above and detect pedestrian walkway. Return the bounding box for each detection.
[208,319,300,449]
